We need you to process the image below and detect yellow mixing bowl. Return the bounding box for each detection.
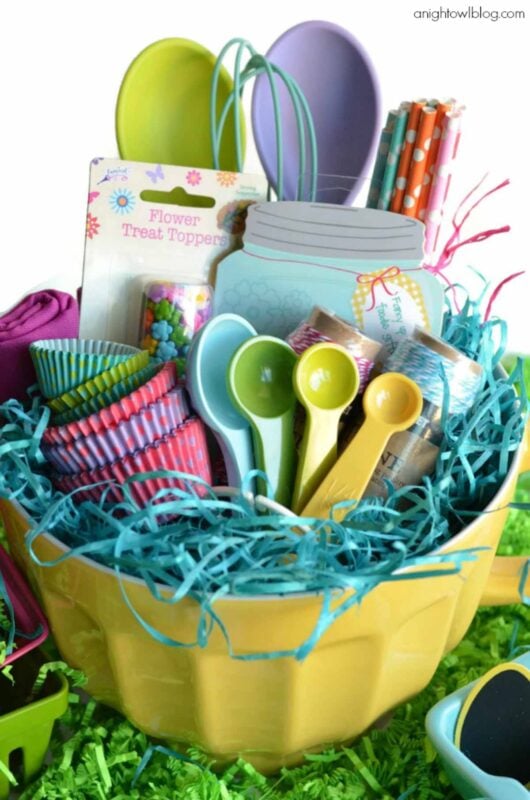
[1,425,529,773]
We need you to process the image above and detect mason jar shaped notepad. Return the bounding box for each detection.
[213,202,444,352]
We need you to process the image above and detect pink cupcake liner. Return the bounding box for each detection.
[52,417,212,507]
[43,361,178,447]
[42,389,190,475]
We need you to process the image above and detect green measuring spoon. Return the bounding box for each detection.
[292,342,360,514]
[228,336,298,507]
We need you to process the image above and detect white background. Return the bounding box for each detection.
[0,0,528,350]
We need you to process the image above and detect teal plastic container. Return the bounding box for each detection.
[426,652,530,800]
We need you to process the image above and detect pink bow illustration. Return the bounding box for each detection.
[356,266,401,311]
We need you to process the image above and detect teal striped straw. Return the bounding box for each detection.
[367,109,397,208]
[377,103,410,211]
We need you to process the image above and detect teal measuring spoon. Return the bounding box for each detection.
[187,313,257,488]
[228,336,298,507]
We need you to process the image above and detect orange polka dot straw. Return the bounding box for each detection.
[390,98,426,213]
[402,106,437,218]
[417,100,454,221]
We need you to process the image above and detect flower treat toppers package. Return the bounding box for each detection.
[80,159,268,347]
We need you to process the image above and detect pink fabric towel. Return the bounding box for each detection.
[0,290,79,403]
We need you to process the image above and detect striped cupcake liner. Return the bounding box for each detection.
[51,364,154,424]
[43,389,190,474]
[30,339,141,399]
[43,362,178,446]
[52,417,212,507]
[48,350,149,414]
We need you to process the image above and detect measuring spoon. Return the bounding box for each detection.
[291,342,360,513]
[186,314,257,488]
[302,372,423,521]
[228,336,298,507]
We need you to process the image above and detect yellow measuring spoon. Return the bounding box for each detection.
[302,372,423,521]
[291,342,360,513]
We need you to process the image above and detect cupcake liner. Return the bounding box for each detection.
[52,417,212,507]
[48,350,150,414]
[42,444,73,474]
[52,363,154,424]
[30,339,141,399]
[43,388,190,474]
[53,473,123,504]
[43,361,178,446]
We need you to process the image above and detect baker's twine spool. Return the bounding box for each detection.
[286,307,382,392]
[385,328,482,414]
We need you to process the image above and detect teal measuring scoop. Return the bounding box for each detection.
[187,313,257,488]
[228,336,298,506]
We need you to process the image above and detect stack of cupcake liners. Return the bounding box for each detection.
[47,350,150,415]
[51,363,155,425]
[43,361,179,444]
[54,417,211,506]
[34,342,212,506]
[30,339,142,398]
[43,388,190,474]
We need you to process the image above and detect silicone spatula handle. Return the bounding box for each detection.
[301,418,390,521]
[291,408,342,514]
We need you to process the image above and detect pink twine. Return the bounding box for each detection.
[423,175,513,312]
[484,270,526,321]
[286,323,375,391]
[356,266,401,311]
[287,322,332,353]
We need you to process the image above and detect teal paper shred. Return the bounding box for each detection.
[0,303,528,663]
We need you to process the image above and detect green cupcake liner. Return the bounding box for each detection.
[52,364,155,425]
[30,339,142,399]
[48,351,150,414]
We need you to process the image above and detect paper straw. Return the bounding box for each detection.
[402,106,437,218]
[377,104,409,210]
[366,110,397,208]
[423,111,463,257]
[417,101,453,221]
[390,99,426,212]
